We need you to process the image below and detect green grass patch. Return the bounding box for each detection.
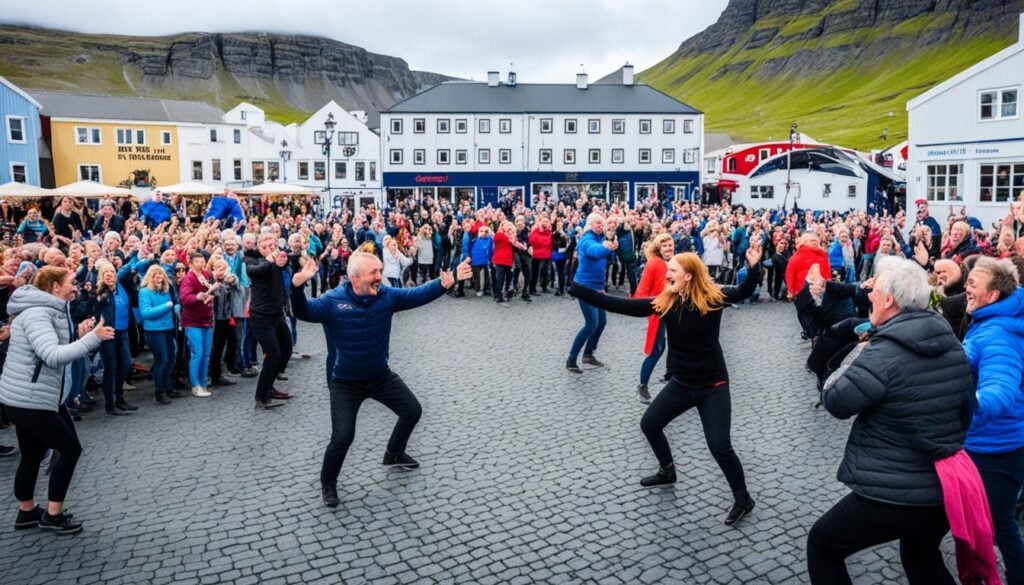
[780,14,823,37]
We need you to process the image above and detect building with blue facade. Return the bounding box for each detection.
[0,76,42,185]
[381,66,703,209]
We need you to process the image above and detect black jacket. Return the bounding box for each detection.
[822,310,975,506]
[244,250,286,318]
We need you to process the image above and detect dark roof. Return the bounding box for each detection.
[31,91,227,124]
[384,82,701,115]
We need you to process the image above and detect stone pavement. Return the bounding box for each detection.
[0,292,955,584]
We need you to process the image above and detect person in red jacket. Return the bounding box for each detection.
[528,217,554,295]
[179,252,219,397]
[634,233,674,404]
[785,231,831,300]
[492,221,516,303]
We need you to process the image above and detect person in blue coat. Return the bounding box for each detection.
[139,192,172,229]
[290,252,471,508]
[203,191,246,228]
[566,213,618,373]
[138,264,180,404]
[963,257,1024,584]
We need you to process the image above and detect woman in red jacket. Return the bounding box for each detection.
[492,221,516,304]
[528,217,554,294]
[635,233,675,403]
[180,252,219,397]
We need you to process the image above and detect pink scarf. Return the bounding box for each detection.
[934,450,1002,585]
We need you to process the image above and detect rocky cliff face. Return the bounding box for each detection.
[0,26,453,125]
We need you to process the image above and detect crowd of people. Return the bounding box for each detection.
[0,185,1023,583]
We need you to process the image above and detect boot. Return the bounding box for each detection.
[640,464,676,487]
[724,490,755,526]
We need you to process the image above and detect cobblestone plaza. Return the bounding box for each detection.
[0,296,953,584]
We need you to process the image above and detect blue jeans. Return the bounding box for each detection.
[64,357,87,406]
[970,446,1024,585]
[184,327,213,388]
[639,321,666,386]
[240,319,256,368]
[99,331,131,409]
[289,314,298,345]
[569,297,607,361]
[145,329,176,394]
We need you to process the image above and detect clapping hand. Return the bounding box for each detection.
[455,257,472,282]
[745,241,763,268]
[91,317,115,341]
[77,317,96,338]
[914,242,929,266]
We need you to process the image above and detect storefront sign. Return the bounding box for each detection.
[916,140,1024,161]
[415,175,448,184]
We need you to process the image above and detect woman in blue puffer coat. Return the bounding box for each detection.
[138,265,179,405]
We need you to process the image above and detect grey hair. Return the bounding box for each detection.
[873,256,932,311]
[348,252,381,279]
[585,212,605,230]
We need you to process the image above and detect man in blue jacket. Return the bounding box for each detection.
[963,257,1024,584]
[291,252,471,508]
[566,213,617,373]
[139,191,172,229]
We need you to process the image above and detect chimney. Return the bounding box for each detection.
[487,71,500,87]
[622,63,634,86]
[576,72,588,90]
[508,70,517,87]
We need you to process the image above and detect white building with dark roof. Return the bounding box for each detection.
[380,67,703,208]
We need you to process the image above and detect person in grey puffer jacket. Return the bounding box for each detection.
[0,266,114,535]
[806,256,975,585]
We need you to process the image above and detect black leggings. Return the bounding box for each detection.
[321,371,422,485]
[250,314,293,402]
[807,492,954,585]
[640,379,746,493]
[6,405,82,503]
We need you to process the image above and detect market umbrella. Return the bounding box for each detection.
[0,181,54,199]
[236,182,315,196]
[51,180,133,198]
[151,181,222,196]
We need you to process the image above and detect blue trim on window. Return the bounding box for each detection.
[916,137,1024,148]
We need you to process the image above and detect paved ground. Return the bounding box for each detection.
[0,290,956,584]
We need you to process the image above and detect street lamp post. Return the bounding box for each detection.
[784,122,798,210]
[320,112,337,197]
[279,139,292,183]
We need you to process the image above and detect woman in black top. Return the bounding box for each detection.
[571,242,763,526]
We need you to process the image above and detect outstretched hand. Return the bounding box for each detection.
[455,257,472,281]
[440,270,455,289]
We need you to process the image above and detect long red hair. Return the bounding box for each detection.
[651,253,725,316]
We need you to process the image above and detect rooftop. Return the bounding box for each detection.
[31,91,228,125]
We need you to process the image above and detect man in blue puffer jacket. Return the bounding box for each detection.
[963,257,1024,585]
[566,212,617,373]
[203,191,246,228]
[291,252,471,508]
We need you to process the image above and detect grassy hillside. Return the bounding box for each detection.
[641,15,1018,150]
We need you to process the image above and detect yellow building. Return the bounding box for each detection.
[34,92,227,190]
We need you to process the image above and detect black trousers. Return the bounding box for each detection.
[493,265,512,300]
[7,405,82,503]
[807,492,955,585]
[529,258,551,293]
[640,379,746,493]
[321,371,422,486]
[210,318,237,380]
[250,313,292,402]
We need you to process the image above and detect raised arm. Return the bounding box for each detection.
[721,243,763,304]
[390,279,447,312]
[569,283,656,317]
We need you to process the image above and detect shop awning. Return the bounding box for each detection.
[717,179,739,190]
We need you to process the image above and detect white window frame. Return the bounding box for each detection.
[611,148,624,164]
[335,161,347,179]
[78,164,101,182]
[161,131,173,145]
[588,119,600,134]
[413,149,426,165]
[663,119,675,134]
[926,163,964,202]
[298,161,310,180]
[639,119,651,134]
[565,119,577,134]
[233,159,242,181]
[76,126,102,145]
[662,148,675,164]
[212,159,222,181]
[116,128,144,145]
[498,149,511,164]
[588,149,600,164]
[684,150,696,164]
[683,119,694,134]
[337,132,359,146]
[478,119,491,133]
[210,129,218,143]
[5,116,26,144]
[639,148,651,164]
[9,162,27,183]
[612,119,625,134]
[563,149,576,165]
[390,149,403,165]
[499,118,512,134]
[478,149,491,164]
[192,160,204,180]
[540,118,553,133]
[751,185,774,199]
[233,129,242,144]
[391,119,403,134]
[413,118,426,133]
[438,149,451,165]
[848,185,857,198]
[455,119,467,133]
[979,162,1023,204]
[539,149,552,164]
[455,149,468,164]
[979,86,1020,121]
[437,119,450,134]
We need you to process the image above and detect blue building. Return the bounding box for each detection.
[0,76,42,185]
[380,66,704,209]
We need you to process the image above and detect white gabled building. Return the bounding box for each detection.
[907,13,1024,227]
[175,111,249,191]
[380,66,703,209]
[224,101,381,211]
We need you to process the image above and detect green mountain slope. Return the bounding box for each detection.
[641,1,1024,150]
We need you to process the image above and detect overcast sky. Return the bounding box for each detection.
[1,0,728,81]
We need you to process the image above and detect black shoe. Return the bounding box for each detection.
[228,367,242,375]
[79,394,97,406]
[254,399,284,410]
[521,295,532,303]
[454,291,466,298]
[637,384,652,404]
[209,378,236,387]
[78,402,94,413]
[14,505,43,529]
[155,393,172,405]
[724,492,755,526]
[166,389,185,399]
[115,400,138,412]
[105,408,129,416]
[69,408,82,422]
[322,484,340,508]
[662,371,673,382]
[640,465,677,488]
[582,355,605,367]
[382,451,420,469]
[0,445,16,457]
[38,512,82,535]
[566,359,583,374]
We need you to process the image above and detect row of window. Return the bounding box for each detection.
[390,117,694,135]
[749,184,857,200]
[209,129,244,144]
[925,162,1024,203]
[74,127,247,146]
[187,159,379,182]
[389,147,697,166]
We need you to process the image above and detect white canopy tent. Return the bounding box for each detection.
[0,182,53,199]
[51,180,133,198]
[236,182,316,196]
[149,181,222,197]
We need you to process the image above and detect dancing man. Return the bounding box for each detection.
[566,212,617,373]
[570,243,763,526]
[290,252,471,508]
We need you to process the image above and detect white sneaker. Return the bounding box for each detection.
[192,386,211,397]
[475,291,484,297]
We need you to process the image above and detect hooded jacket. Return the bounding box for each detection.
[822,310,975,506]
[574,230,615,290]
[785,245,831,298]
[0,286,102,411]
[964,287,1024,454]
